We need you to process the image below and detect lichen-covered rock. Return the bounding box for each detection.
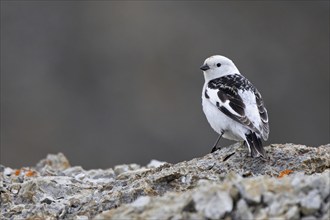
[95,171,330,219]
[1,144,329,219]
[36,152,70,174]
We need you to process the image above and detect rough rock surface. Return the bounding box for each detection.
[1,143,329,219]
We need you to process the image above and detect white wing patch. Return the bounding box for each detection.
[207,87,242,117]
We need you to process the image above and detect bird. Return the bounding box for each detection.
[200,55,269,157]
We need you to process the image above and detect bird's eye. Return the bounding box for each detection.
[216,63,221,67]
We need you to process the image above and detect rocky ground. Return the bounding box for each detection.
[1,143,329,219]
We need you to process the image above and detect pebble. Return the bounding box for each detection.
[300,190,322,215]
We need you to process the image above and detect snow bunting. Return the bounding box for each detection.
[200,55,269,157]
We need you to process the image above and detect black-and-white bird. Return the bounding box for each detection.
[200,55,269,157]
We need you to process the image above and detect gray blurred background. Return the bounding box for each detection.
[1,1,329,169]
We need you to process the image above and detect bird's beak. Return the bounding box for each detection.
[200,64,210,71]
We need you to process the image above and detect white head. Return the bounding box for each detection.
[200,55,240,81]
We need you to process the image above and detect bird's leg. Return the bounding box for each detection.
[211,131,224,153]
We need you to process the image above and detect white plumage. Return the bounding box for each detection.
[200,55,269,157]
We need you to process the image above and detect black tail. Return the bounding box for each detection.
[245,132,266,158]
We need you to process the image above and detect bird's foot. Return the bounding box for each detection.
[211,145,221,153]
